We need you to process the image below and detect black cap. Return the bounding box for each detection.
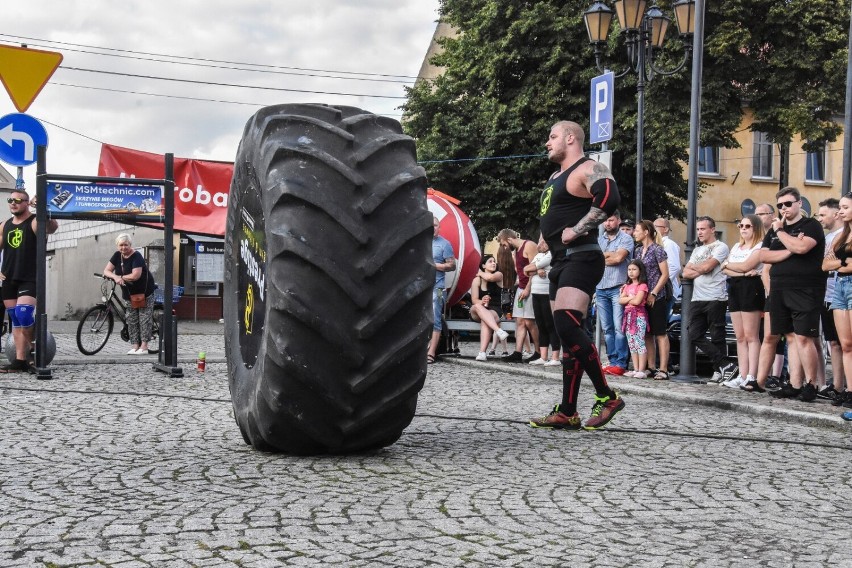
[619,219,635,228]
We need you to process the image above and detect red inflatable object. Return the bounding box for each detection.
[427,189,481,306]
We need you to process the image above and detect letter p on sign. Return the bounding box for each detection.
[589,71,614,145]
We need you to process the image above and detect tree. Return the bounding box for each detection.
[403,0,849,237]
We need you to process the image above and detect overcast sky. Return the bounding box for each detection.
[0,0,441,192]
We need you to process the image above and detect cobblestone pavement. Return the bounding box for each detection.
[1,329,851,567]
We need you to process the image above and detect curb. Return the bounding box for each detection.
[443,356,850,432]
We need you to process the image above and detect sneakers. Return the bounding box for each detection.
[708,371,724,384]
[475,352,487,361]
[526,352,541,363]
[529,405,582,430]
[719,361,739,381]
[501,351,523,363]
[765,376,782,390]
[769,382,802,399]
[487,349,496,357]
[798,382,817,403]
[528,357,546,366]
[817,385,838,400]
[722,376,747,389]
[0,359,29,373]
[602,365,626,376]
[544,359,561,367]
[583,391,625,430]
[495,329,509,341]
[831,391,848,407]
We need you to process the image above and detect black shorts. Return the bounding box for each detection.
[821,302,839,342]
[548,251,605,301]
[768,287,823,337]
[647,299,668,336]
[727,276,765,313]
[1,280,37,302]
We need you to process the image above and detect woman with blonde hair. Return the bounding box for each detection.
[824,194,852,411]
[103,233,156,354]
[720,214,765,388]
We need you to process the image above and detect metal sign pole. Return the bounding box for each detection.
[34,145,51,379]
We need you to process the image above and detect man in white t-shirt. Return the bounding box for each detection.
[654,217,682,300]
[682,216,734,381]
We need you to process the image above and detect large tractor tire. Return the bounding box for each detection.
[224,103,434,455]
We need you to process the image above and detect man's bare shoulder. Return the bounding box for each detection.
[579,159,614,183]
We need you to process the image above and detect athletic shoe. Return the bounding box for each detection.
[603,365,626,376]
[843,393,852,409]
[719,361,739,381]
[817,385,838,400]
[526,352,541,363]
[765,376,781,390]
[708,371,724,384]
[769,382,802,399]
[529,405,582,430]
[722,376,747,389]
[583,392,625,430]
[544,359,561,367]
[496,329,509,341]
[831,391,848,406]
[127,349,139,355]
[487,349,496,357]
[528,357,546,366]
[842,411,852,421]
[798,382,817,402]
[475,352,487,361]
[501,351,523,363]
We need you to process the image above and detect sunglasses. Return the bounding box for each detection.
[7,198,28,204]
[777,200,797,209]
[737,223,753,229]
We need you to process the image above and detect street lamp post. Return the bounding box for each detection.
[584,0,696,221]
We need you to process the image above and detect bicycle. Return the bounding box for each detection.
[76,274,180,356]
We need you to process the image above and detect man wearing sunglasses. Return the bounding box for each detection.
[760,187,825,401]
[0,189,59,373]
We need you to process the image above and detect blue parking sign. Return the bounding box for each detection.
[0,113,48,167]
[590,72,614,145]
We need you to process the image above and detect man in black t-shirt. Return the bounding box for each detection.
[0,190,59,373]
[760,186,825,401]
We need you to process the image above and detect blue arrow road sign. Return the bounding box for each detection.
[0,113,49,167]
[590,72,614,145]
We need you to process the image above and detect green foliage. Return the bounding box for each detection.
[403,0,850,237]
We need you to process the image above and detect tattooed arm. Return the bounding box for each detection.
[561,161,619,244]
[562,207,608,244]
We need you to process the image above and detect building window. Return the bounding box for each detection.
[806,143,826,182]
[753,131,773,178]
[698,146,719,174]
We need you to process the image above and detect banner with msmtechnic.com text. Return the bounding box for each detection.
[98,144,233,237]
[47,181,164,221]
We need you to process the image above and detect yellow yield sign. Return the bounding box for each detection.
[0,45,63,112]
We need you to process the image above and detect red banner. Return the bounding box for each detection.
[98,144,234,236]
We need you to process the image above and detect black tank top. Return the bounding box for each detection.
[477,277,503,316]
[539,157,597,253]
[2,215,37,281]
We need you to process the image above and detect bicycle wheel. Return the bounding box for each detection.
[76,305,114,355]
[148,306,164,355]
